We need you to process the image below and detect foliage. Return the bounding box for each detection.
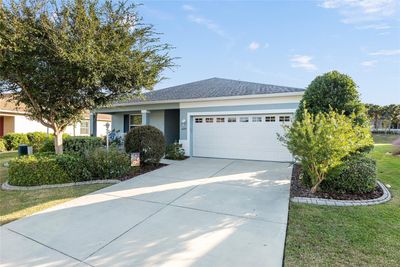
[125,126,166,165]
[27,132,50,152]
[63,136,103,155]
[3,133,29,151]
[106,129,123,146]
[296,71,368,126]
[280,108,373,192]
[8,156,70,186]
[321,154,377,194]
[39,133,70,153]
[0,139,6,152]
[0,0,173,153]
[365,103,400,129]
[165,142,186,160]
[84,148,130,179]
[55,154,91,182]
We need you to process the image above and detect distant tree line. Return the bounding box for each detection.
[364,104,400,130]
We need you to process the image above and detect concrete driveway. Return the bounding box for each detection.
[0,158,292,267]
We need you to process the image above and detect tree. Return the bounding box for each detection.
[295,71,368,126]
[280,108,373,193]
[364,103,382,129]
[0,0,173,154]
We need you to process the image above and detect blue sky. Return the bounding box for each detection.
[138,0,400,105]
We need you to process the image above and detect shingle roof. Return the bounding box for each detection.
[120,78,304,104]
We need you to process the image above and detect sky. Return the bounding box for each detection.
[138,0,400,105]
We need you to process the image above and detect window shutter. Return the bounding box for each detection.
[124,114,129,133]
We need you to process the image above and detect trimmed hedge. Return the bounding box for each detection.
[8,155,71,186]
[64,136,103,155]
[27,132,50,152]
[3,133,29,151]
[125,125,165,165]
[85,148,131,179]
[8,148,131,186]
[0,139,6,152]
[322,154,377,194]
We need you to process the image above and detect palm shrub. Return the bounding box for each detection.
[280,109,373,193]
[125,126,166,165]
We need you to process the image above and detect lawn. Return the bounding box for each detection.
[372,133,399,144]
[284,137,400,266]
[0,152,110,225]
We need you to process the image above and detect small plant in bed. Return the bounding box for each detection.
[165,142,186,160]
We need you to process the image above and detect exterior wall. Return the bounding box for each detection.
[14,115,49,134]
[111,114,124,133]
[149,110,165,133]
[3,116,15,135]
[164,109,180,144]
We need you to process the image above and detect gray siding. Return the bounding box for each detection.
[149,110,165,133]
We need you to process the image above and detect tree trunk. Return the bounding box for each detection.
[54,131,63,154]
[310,179,323,193]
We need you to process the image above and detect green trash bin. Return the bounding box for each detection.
[18,144,29,157]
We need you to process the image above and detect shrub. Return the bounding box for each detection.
[55,154,91,182]
[125,125,165,165]
[63,136,103,155]
[295,70,368,126]
[3,133,29,151]
[322,155,377,194]
[27,132,51,152]
[8,155,70,186]
[280,108,373,193]
[165,142,186,160]
[85,147,130,179]
[0,139,6,152]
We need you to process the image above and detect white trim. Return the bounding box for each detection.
[107,91,304,108]
[186,109,296,156]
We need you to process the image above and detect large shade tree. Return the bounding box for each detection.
[0,0,173,153]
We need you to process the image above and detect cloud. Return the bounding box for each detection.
[182,5,195,12]
[187,14,227,38]
[319,0,397,26]
[264,43,270,48]
[248,42,260,50]
[369,49,400,56]
[361,60,378,67]
[355,23,391,30]
[290,55,317,71]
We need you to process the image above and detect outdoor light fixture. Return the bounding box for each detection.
[181,119,187,130]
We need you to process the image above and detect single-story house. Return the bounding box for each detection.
[0,95,111,137]
[92,78,305,162]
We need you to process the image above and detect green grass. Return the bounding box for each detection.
[284,144,400,266]
[372,133,399,144]
[0,152,109,225]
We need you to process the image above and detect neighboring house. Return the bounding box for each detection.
[93,78,305,162]
[0,96,111,137]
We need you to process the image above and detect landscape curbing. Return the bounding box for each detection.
[1,179,121,191]
[291,181,391,206]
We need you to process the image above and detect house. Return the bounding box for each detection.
[92,78,305,161]
[0,96,111,137]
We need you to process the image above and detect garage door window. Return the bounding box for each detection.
[228,117,236,123]
[265,116,276,122]
[216,118,225,123]
[205,118,214,123]
[252,116,262,122]
[279,116,291,122]
[240,117,249,123]
[195,118,203,123]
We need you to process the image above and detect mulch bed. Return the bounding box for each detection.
[118,163,168,181]
[290,164,383,200]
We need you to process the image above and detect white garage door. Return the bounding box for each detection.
[192,114,293,162]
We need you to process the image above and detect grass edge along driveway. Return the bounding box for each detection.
[284,142,400,266]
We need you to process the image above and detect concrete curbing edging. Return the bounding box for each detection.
[291,181,391,206]
[1,179,121,191]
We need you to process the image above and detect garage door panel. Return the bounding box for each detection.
[192,115,292,162]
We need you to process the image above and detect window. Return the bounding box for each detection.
[195,118,203,123]
[240,117,249,123]
[216,117,225,123]
[252,116,262,122]
[228,117,236,123]
[129,114,142,129]
[205,118,214,123]
[279,116,291,122]
[265,116,276,122]
[80,120,89,135]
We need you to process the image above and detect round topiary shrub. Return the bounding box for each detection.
[125,125,165,165]
[321,154,377,194]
